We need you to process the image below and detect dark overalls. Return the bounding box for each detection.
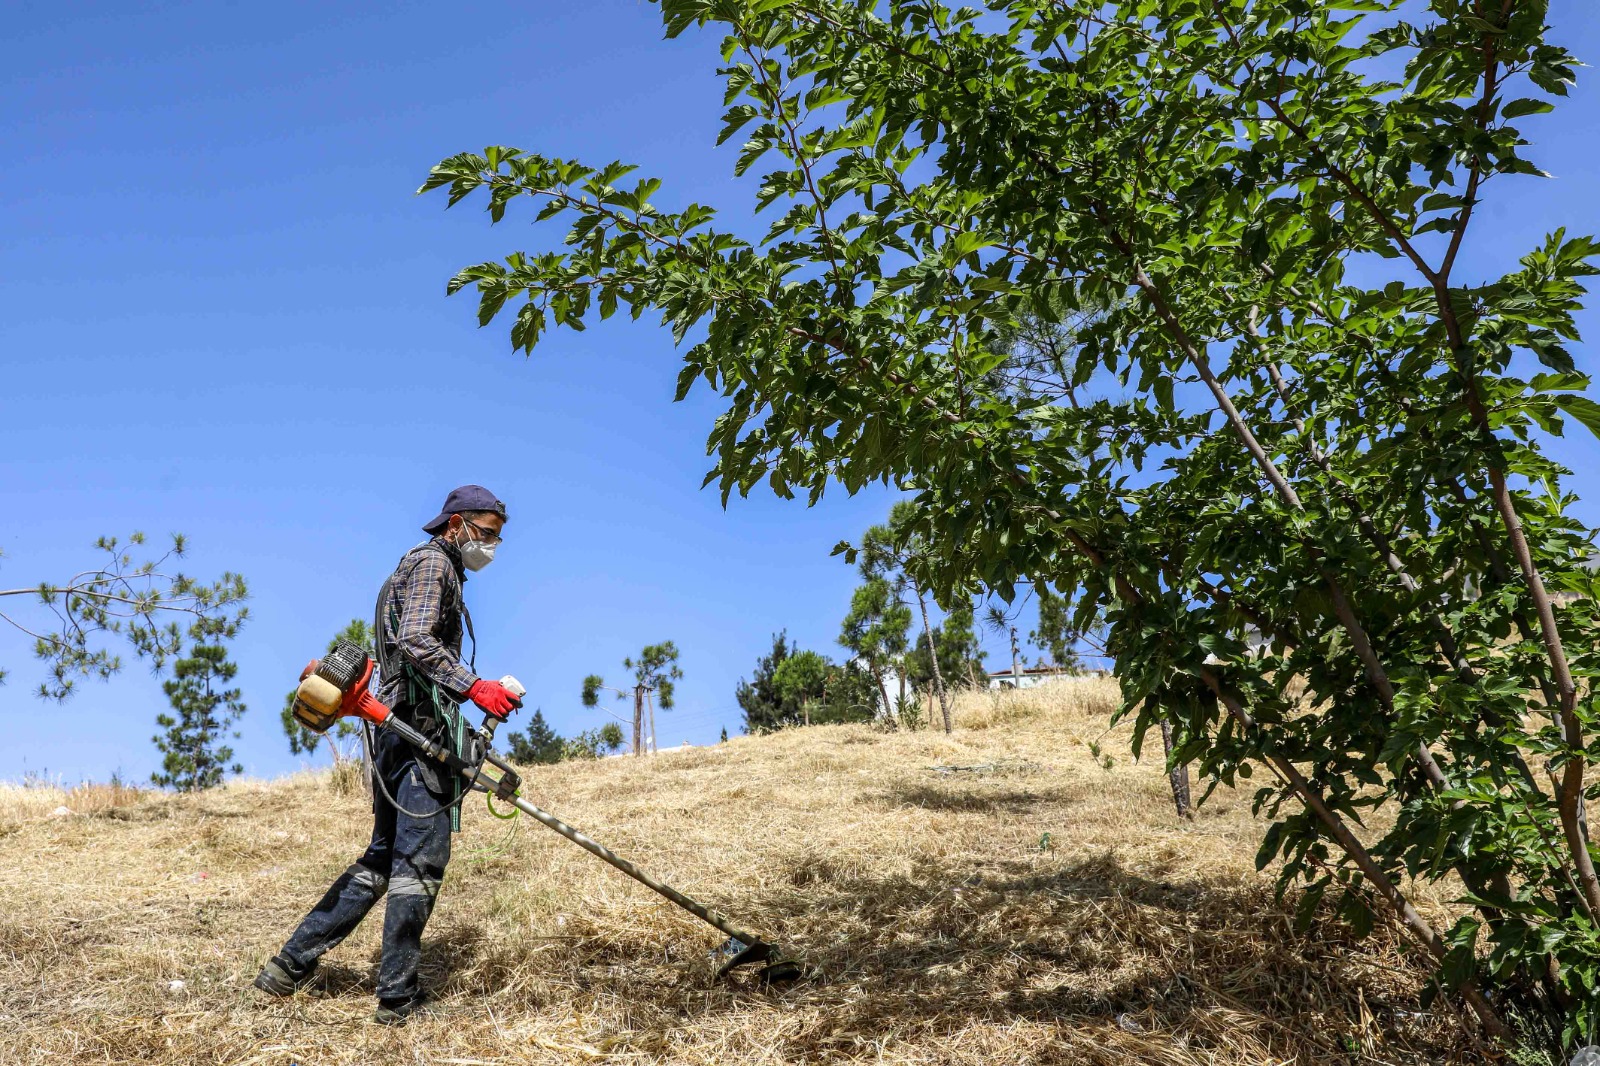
[273,538,477,1008]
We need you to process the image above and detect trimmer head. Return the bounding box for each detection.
[714,937,805,985]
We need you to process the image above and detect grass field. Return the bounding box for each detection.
[0,680,1489,1065]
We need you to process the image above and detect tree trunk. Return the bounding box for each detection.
[872,667,892,722]
[1159,718,1193,820]
[647,691,658,755]
[916,587,952,733]
[1010,627,1022,687]
[632,687,644,757]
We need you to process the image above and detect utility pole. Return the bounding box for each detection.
[983,601,1031,692]
[646,690,658,755]
[586,661,677,759]
[632,685,644,757]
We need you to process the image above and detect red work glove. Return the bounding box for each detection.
[466,678,521,719]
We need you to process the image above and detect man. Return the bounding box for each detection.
[254,485,522,1025]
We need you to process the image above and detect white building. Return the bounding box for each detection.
[987,665,1106,690]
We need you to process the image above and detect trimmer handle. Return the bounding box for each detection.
[480,675,526,743]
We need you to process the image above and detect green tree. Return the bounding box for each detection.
[281,619,374,760]
[562,722,625,760]
[990,303,1107,407]
[837,577,910,720]
[152,615,246,792]
[0,532,247,700]
[427,0,1600,1042]
[741,635,859,732]
[906,599,987,695]
[735,630,793,734]
[855,500,959,731]
[584,642,683,755]
[505,708,565,765]
[1029,586,1085,674]
[939,601,986,690]
[814,660,882,726]
[771,648,830,726]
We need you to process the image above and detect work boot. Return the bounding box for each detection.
[253,955,316,997]
[373,990,430,1027]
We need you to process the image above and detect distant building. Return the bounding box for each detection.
[605,740,696,759]
[987,665,1105,690]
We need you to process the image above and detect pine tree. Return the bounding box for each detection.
[735,631,793,734]
[280,620,373,758]
[838,578,910,719]
[561,722,624,759]
[906,600,988,692]
[584,642,683,756]
[1029,587,1086,672]
[0,531,247,701]
[152,616,245,792]
[505,709,565,765]
[772,649,831,725]
[937,601,988,688]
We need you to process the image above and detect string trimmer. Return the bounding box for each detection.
[291,639,803,984]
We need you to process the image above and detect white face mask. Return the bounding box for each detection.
[458,528,497,572]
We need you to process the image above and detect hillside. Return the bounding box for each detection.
[0,682,1484,1065]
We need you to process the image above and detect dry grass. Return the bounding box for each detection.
[0,680,1492,1064]
[0,775,149,821]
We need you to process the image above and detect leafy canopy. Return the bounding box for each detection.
[427,0,1599,1044]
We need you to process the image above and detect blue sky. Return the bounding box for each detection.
[2,2,1597,784]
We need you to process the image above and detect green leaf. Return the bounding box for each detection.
[1255,822,1285,871]
[1153,374,1174,412]
[1501,98,1555,120]
[1553,394,1600,440]
[717,105,760,146]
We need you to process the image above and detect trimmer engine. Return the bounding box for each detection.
[291,638,392,733]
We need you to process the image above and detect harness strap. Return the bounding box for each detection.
[373,540,474,832]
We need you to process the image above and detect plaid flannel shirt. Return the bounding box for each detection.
[375,537,478,708]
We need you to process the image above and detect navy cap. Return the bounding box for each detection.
[422,484,508,534]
